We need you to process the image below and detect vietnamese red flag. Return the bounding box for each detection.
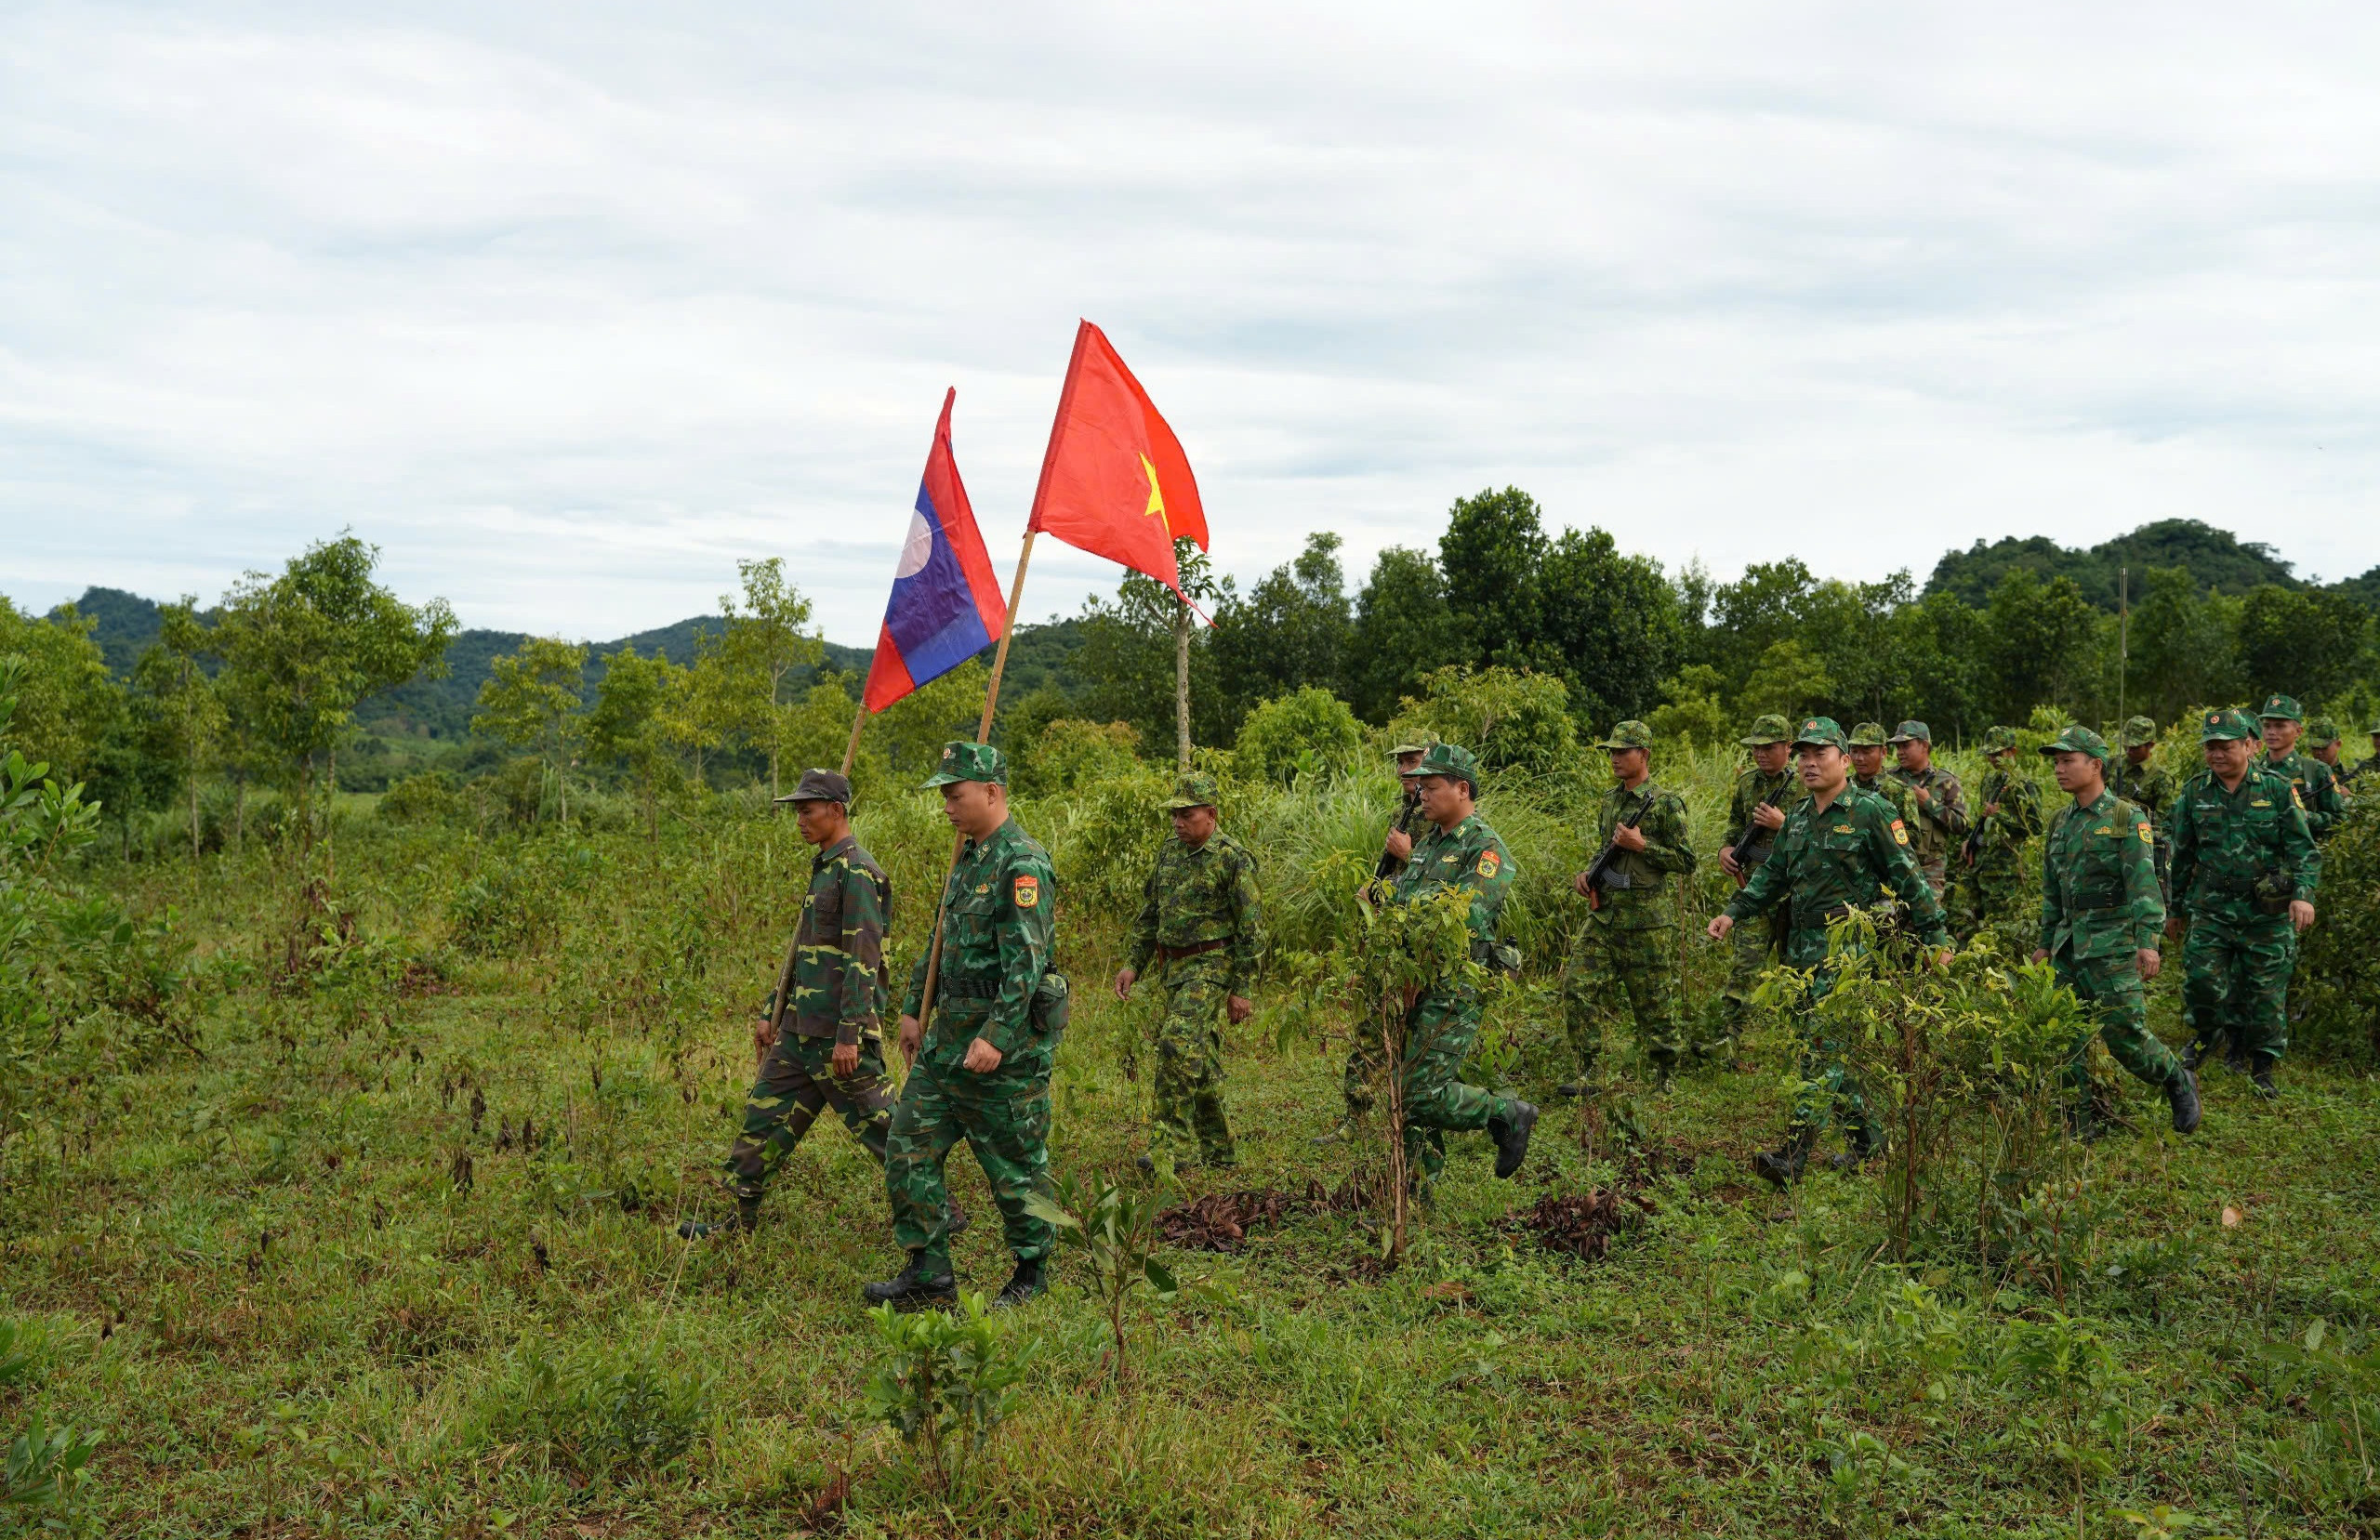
[1025,321,1209,597]
[861,388,1007,713]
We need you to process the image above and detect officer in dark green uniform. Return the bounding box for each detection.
[2112,717,2176,902]
[866,743,1069,1312]
[2030,726,2200,1137]
[1710,717,1952,1186]
[1559,720,1697,1093]
[2169,709,2320,1098]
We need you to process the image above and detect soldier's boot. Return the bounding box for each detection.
[2249,1055,2281,1101]
[861,1252,957,1312]
[1826,1122,1883,1172]
[1647,1049,1679,1092]
[1552,1073,1594,1099]
[1752,1126,1818,1190]
[677,1196,761,1240]
[989,1257,1047,1311]
[1488,1099,1539,1180]
[2164,1069,2202,1134]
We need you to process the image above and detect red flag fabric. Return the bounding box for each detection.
[1025,321,1209,597]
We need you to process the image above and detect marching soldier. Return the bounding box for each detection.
[1559,721,1697,1094]
[2030,726,2201,1138]
[1712,714,1799,1050]
[1376,737,1438,879]
[1889,720,1969,898]
[1382,743,1537,1187]
[2343,719,2380,792]
[866,743,1069,1312]
[2169,710,2320,1099]
[1952,726,2044,946]
[1708,718,1952,1186]
[2306,717,2345,774]
[1116,772,1260,1172]
[2257,694,2347,840]
[2111,716,2176,901]
[1849,722,1916,825]
[1319,745,1434,1145]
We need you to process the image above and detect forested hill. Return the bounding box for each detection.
[1923,518,2307,611]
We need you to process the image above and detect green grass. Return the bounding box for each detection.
[5,765,2377,1537]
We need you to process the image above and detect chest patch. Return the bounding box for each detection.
[1012,875,1039,910]
[1832,824,1854,835]
[1891,819,1908,845]
[2095,825,2112,836]
[1476,849,1501,879]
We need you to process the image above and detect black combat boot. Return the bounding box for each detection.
[1488,1099,1538,1179]
[2166,1068,2202,1133]
[677,1196,760,1239]
[1753,1127,1818,1189]
[2249,1056,2281,1100]
[989,1256,1047,1310]
[1552,1078,1593,1099]
[1827,1122,1883,1171]
[861,1252,957,1312]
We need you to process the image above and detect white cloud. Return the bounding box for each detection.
[6,1,2379,641]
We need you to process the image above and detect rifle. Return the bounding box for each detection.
[1726,784,1789,888]
[1962,797,1994,867]
[1583,785,1657,912]
[1375,785,1422,880]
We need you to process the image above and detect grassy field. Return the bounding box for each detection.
[4,752,2378,1538]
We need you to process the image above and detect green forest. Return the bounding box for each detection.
[4,498,2380,1536]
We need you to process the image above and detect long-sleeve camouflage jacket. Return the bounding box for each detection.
[903,817,1056,1060]
[1892,763,1970,866]
[2111,757,2177,836]
[1392,812,1516,950]
[1725,765,1802,873]
[776,836,892,1046]
[2263,749,2347,839]
[2037,790,2163,961]
[1125,830,1262,997]
[1969,765,2044,864]
[1724,784,1950,966]
[1855,771,1915,830]
[1585,779,1696,929]
[2168,768,2320,926]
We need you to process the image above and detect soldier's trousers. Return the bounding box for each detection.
[1563,919,1683,1078]
[1951,860,2029,946]
[2182,915,2295,1065]
[1397,984,1514,1183]
[1148,952,1236,1165]
[2052,948,2180,1099]
[1783,943,1876,1150]
[1717,907,1778,1037]
[726,1033,891,1201]
[885,1055,1054,1272]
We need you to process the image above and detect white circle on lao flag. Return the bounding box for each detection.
[895,511,933,578]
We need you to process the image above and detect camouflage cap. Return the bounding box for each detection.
[1791,716,1850,752]
[2258,692,2304,723]
[1595,719,1654,752]
[1847,721,1890,747]
[2305,716,2342,750]
[1389,732,1438,758]
[1412,742,1483,788]
[773,767,853,806]
[1162,771,1219,811]
[2199,707,2257,744]
[1739,713,1793,746]
[2040,724,2110,759]
[1982,725,2021,754]
[1887,719,1932,744]
[921,740,1007,787]
[2121,715,2160,747]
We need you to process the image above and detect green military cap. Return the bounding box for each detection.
[2121,715,2160,747]
[1791,716,1850,751]
[1412,742,1482,787]
[1739,713,1793,746]
[2040,724,2110,759]
[2199,707,2257,743]
[921,740,1007,787]
[1594,719,1654,751]
[1886,719,1931,744]
[2305,716,2341,750]
[1389,732,1437,757]
[1162,771,1219,810]
[774,767,853,805]
[2257,692,2304,723]
[1982,725,2021,753]
[1846,721,1890,746]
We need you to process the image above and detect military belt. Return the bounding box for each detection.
[1156,939,1228,963]
[938,974,1004,1000]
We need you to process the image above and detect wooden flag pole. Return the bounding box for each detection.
[838,705,867,781]
[1174,594,1193,770]
[908,530,1040,1060]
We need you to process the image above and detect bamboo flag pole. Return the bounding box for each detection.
[906,530,1041,1060]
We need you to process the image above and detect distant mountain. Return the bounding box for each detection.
[1924,519,2301,612]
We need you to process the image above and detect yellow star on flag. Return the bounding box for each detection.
[1140,454,1170,535]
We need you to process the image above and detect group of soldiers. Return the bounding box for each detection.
[683,687,2361,1310]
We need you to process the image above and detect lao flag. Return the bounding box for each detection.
[862,389,1007,713]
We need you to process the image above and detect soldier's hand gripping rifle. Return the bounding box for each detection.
[1962,799,1994,868]
[1375,784,1422,880]
[1726,787,1787,889]
[1583,785,1657,912]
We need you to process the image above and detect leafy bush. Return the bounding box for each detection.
[1385,665,1580,779]
[377,770,463,824]
[1233,687,1364,785]
[471,1343,712,1481]
[862,1294,1038,1494]
[2295,796,2380,1065]
[1013,717,1142,799]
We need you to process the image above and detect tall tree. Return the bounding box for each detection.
[1212,532,1355,720]
[1983,569,2107,725]
[132,598,225,861]
[2236,584,2371,707]
[714,558,826,801]
[2125,567,2241,723]
[1347,546,1458,724]
[473,638,588,826]
[1439,487,1554,676]
[1533,527,1680,727]
[1078,539,1231,752]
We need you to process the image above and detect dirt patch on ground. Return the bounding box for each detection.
[1157,1178,1375,1253]
[1512,1189,1655,1261]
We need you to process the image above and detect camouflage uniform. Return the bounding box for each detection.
[2169,710,2320,1074]
[2110,717,2176,902]
[886,743,1068,1279]
[1849,722,1916,829]
[1724,718,1951,1163]
[1716,714,1801,1044]
[2341,721,2380,792]
[1384,744,1530,1183]
[1889,719,1969,897]
[1339,751,1437,1125]
[1952,729,2045,946]
[1124,773,1260,1167]
[1564,721,1697,1084]
[2034,728,2185,1111]
[2257,695,2347,841]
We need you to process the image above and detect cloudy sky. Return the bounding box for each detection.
[7,2,2380,644]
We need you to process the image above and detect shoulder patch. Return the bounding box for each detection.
[1891,818,1909,845]
[2137,823,2152,843]
[1012,874,1039,910]
[1476,849,1501,879]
